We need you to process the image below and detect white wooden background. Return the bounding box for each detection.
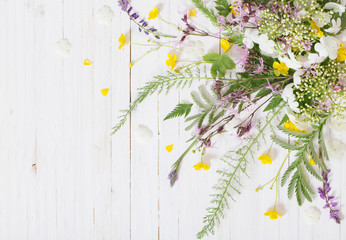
[1,0,346,239]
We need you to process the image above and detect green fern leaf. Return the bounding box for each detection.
[164,103,193,120]
[278,126,312,138]
[272,136,302,151]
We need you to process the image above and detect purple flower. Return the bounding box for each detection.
[168,169,178,187]
[319,169,341,224]
[118,0,129,12]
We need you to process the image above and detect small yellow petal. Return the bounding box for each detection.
[189,9,197,17]
[193,163,202,170]
[165,144,173,152]
[310,158,316,165]
[129,62,133,68]
[83,59,92,65]
[317,30,324,38]
[201,163,210,170]
[273,61,280,69]
[101,88,109,96]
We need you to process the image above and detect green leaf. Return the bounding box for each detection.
[164,103,193,121]
[256,88,271,98]
[279,114,289,126]
[214,0,231,16]
[263,95,283,112]
[301,153,322,181]
[203,53,236,78]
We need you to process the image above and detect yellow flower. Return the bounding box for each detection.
[229,5,240,15]
[264,210,281,220]
[258,154,272,165]
[129,62,133,68]
[311,21,323,38]
[165,144,173,152]
[273,61,289,76]
[310,158,316,165]
[166,53,177,71]
[148,7,159,20]
[193,162,210,170]
[118,34,126,50]
[283,120,306,133]
[189,9,197,17]
[337,43,346,62]
[221,38,231,52]
[101,88,109,96]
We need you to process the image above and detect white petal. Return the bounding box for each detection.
[134,124,153,144]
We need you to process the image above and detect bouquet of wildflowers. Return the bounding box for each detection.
[114,0,346,238]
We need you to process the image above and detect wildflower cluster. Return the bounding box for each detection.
[112,0,346,238]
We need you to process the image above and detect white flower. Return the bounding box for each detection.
[312,12,332,27]
[314,36,341,60]
[303,206,321,225]
[282,83,300,113]
[325,18,342,34]
[257,34,277,56]
[134,124,153,144]
[285,107,310,130]
[55,38,72,57]
[183,40,204,60]
[306,53,326,66]
[293,69,305,85]
[279,48,302,70]
[325,0,346,16]
[96,5,114,25]
[242,29,260,49]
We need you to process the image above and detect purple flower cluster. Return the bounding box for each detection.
[318,170,341,224]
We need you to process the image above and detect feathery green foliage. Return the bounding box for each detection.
[191,0,218,25]
[164,104,193,120]
[214,0,231,16]
[186,86,221,130]
[196,104,285,239]
[112,68,204,134]
[276,118,329,205]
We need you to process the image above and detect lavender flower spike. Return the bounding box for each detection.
[318,169,341,224]
[168,169,178,187]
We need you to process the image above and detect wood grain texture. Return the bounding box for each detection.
[0,0,345,239]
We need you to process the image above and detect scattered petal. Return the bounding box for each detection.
[96,5,114,25]
[303,206,321,225]
[165,144,173,152]
[83,59,92,65]
[101,88,109,96]
[134,124,153,144]
[55,38,71,57]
